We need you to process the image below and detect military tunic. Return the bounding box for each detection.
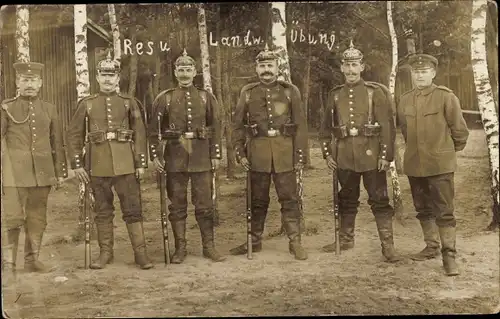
[231,80,308,243]
[397,84,469,227]
[232,80,308,172]
[1,96,67,187]
[319,79,394,171]
[319,79,395,218]
[66,91,148,224]
[148,85,222,221]
[1,96,67,231]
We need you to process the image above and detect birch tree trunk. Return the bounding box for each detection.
[198,4,220,226]
[0,6,6,101]
[470,0,499,230]
[303,4,313,170]
[74,4,95,241]
[269,2,306,236]
[16,5,30,62]
[386,1,406,225]
[128,25,138,97]
[270,2,291,83]
[107,4,121,93]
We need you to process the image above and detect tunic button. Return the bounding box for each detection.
[106,98,110,101]
[32,113,35,116]
[349,95,353,98]
[108,120,112,123]
[349,108,353,111]
[32,120,35,123]
[187,102,192,105]
[186,92,190,96]
[107,103,111,106]
[187,114,192,119]
[268,108,272,111]
[351,121,354,124]
[349,89,353,92]
[188,121,192,125]
[29,102,32,105]
[350,114,354,117]
[349,101,353,105]
[187,108,192,112]
[107,108,111,112]
[269,114,272,118]
[267,101,271,104]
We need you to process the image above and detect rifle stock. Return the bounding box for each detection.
[332,139,340,255]
[246,143,252,260]
[83,116,91,269]
[159,167,170,265]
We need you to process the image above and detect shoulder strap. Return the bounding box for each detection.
[366,87,374,124]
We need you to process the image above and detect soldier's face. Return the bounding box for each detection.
[97,73,119,92]
[256,60,278,83]
[16,75,42,97]
[175,66,196,87]
[411,68,436,89]
[341,61,365,84]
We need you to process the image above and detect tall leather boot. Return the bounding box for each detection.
[126,222,154,269]
[170,219,187,264]
[410,219,441,261]
[90,222,114,269]
[375,216,403,263]
[197,212,226,262]
[322,214,356,253]
[24,222,53,273]
[2,228,21,284]
[229,211,266,255]
[284,217,308,260]
[439,226,459,276]
[2,228,20,270]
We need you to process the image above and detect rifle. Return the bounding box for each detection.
[245,112,252,260]
[158,114,171,265]
[83,115,92,269]
[332,151,341,255]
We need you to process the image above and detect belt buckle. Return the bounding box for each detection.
[106,132,117,140]
[267,129,277,137]
[349,127,359,137]
[184,132,195,139]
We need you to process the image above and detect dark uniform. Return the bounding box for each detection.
[66,54,153,270]
[397,53,469,275]
[148,50,225,263]
[319,42,401,262]
[1,62,67,273]
[229,45,309,260]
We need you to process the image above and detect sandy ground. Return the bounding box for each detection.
[2,129,499,317]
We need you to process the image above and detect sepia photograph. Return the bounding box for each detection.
[1,1,499,317]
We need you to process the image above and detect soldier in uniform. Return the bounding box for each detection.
[1,62,67,274]
[66,54,153,270]
[397,53,469,276]
[319,41,402,262]
[148,49,225,263]
[229,45,308,260]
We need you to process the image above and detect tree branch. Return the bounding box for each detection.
[351,11,390,41]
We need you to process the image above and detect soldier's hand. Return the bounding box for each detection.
[294,162,304,171]
[378,159,390,172]
[74,168,90,184]
[135,168,145,180]
[56,177,65,188]
[211,159,221,171]
[326,155,337,171]
[240,157,251,171]
[153,158,165,173]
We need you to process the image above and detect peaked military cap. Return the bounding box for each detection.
[175,49,196,67]
[342,40,363,63]
[13,62,44,77]
[255,43,279,63]
[97,51,120,75]
[408,53,438,70]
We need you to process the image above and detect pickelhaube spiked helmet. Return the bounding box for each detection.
[342,40,364,62]
[175,49,196,67]
[255,43,279,63]
[97,51,120,74]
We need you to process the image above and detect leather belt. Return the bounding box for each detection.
[260,128,282,137]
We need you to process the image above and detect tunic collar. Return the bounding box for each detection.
[416,83,436,96]
[344,78,365,89]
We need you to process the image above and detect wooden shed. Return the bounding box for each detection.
[1,9,112,134]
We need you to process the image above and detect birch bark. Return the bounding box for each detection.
[470,0,499,230]
[386,1,405,225]
[107,4,121,93]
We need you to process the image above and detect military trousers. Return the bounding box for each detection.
[166,171,213,222]
[90,174,144,225]
[408,173,456,227]
[2,186,51,232]
[338,168,394,218]
[251,169,301,225]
